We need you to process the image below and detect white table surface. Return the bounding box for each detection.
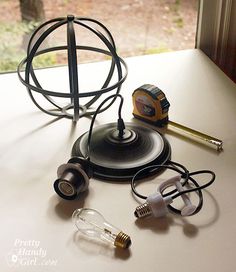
[1,49,236,272]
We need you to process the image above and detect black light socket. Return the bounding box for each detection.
[53,158,90,200]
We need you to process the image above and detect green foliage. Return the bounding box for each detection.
[144,45,171,55]
[32,53,57,68]
[0,49,25,72]
[0,21,55,73]
[0,23,25,72]
[170,0,181,13]
[173,17,184,28]
[170,0,184,28]
[63,0,70,5]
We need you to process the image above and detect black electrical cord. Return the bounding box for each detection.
[86,93,125,162]
[131,160,216,215]
[69,89,215,217]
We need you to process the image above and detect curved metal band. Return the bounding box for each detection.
[27,16,117,114]
[17,16,128,120]
[24,19,68,116]
[67,17,79,121]
[18,46,128,98]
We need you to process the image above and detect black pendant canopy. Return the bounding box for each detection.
[72,122,171,180]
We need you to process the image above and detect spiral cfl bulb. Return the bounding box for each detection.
[72,208,131,249]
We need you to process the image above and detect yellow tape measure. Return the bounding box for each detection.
[132,84,223,151]
[132,84,170,126]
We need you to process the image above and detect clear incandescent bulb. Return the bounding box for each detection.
[72,208,131,249]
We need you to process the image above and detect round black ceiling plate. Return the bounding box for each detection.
[71,122,171,180]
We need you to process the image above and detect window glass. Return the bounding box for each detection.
[0,0,198,73]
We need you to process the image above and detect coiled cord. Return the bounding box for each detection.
[131,160,216,215]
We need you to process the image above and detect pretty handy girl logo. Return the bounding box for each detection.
[6,239,58,267]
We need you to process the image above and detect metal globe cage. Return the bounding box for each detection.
[17,15,128,121]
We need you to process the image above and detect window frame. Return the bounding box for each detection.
[196,0,236,81]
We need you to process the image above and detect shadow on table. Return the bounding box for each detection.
[47,191,88,221]
[72,231,131,260]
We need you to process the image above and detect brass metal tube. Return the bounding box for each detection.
[168,120,223,151]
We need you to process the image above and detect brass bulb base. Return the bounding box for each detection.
[114,232,131,249]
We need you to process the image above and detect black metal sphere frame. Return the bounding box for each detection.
[17,15,128,121]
